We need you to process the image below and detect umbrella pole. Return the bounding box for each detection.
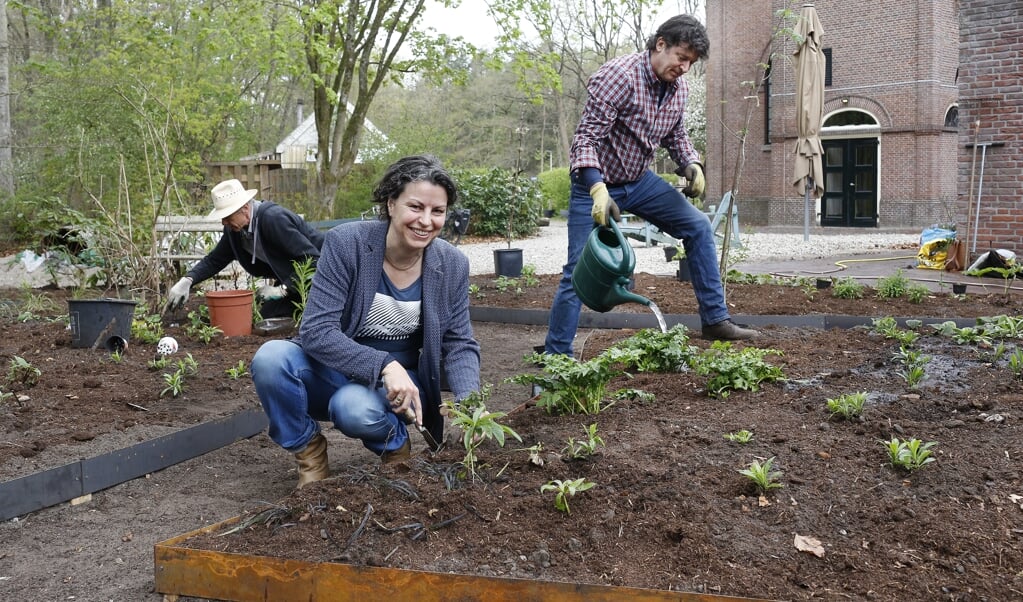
[804,178,812,241]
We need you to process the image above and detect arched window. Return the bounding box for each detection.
[944,105,959,129]
[824,110,878,127]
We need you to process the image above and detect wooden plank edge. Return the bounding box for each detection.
[154,515,774,602]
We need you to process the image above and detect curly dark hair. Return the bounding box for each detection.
[645,15,709,60]
[373,155,458,220]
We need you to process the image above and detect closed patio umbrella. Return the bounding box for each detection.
[792,3,825,241]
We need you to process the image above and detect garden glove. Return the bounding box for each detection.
[165,277,192,312]
[256,284,287,301]
[681,163,705,198]
[589,182,620,227]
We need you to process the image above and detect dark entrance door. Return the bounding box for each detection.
[821,138,878,227]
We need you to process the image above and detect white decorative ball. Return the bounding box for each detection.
[156,336,179,356]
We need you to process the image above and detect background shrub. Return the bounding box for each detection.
[451,168,542,240]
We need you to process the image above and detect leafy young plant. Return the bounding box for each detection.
[826,392,867,419]
[906,283,930,304]
[289,256,316,324]
[738,457,784,493]
[160,370,186,398]
[562,423,604,459]
[690,341,784,398]
[444,389,521,480]
[875,269,909,299]
[509,350,640,415]
[8,356,41,387]
[831,277,865,299]
[225,360,249,379]
[724,429,754,443]
[540,477,595,514]
[882,437,937,471]
[609,324,695,373]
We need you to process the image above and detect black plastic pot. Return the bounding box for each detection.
[952,283,967,294]
[816,278,832,290]
[676,258,691,282]
[493,248,523,277]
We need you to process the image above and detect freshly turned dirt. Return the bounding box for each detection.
[3,274,1023,600]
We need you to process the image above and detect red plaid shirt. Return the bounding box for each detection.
[570,51,700,185]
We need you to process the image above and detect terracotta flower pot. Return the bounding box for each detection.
[205,290,253,336]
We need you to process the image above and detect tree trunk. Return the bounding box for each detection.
[0,0,14,197]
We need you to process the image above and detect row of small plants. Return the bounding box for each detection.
[437,325,786,512]
[469,264,541,299]
[440,310,1023,511]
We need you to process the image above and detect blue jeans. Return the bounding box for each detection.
[251,339,410,455]
[544,170,730,355]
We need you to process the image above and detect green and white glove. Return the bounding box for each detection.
[256,284,287,301]
[165,277,192,312]
[589,182,621,227]
[682,163,706,198]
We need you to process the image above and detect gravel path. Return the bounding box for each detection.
[458,219,919,276]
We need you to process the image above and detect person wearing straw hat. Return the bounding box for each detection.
[164,178,324,318]
[250,155,480,486]
[542,14,757,357]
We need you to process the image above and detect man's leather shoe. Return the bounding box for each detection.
[702,320,759,341]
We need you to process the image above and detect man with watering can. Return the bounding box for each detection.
[543,14,757,356]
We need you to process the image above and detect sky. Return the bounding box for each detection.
[419,1,696,49]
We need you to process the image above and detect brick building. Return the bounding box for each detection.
[957,1,1022,256]
[704,1,960,231]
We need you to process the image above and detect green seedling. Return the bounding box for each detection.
[160,370,186,398]
[540,477,595,514]
[724,429,754,443]
[882,437,937,471]
[876,270,909,299]
[510,350,638,415]
[738,457,784,494]
[609,324,695,373]
[176,353,200,377]
[8,356,40,387]
[905,283,930,304]
[1008,348,1023,380]
[826,392,867,419]
[108,349,124,363]
[831,277,865,299]
[225,360,249,379]
[444,388,521,481]
[690,341,784,399]
[290,256,316,325]
[562,423,604,459]
[148,356,169,371]
[524,442,545,466]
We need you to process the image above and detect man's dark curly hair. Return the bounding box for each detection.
[374,155,458,219]
[645,15,709,60]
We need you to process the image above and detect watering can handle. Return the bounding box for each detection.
[607,220,632,272]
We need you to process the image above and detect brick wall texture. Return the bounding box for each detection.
[958,1,1023,255]
[705,1,964,233]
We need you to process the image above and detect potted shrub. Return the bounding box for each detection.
[493,178,525,278]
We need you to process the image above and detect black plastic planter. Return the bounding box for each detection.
[493,248,524,277]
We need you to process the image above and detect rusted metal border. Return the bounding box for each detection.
[0,407,268,521]
[154,516,774,602]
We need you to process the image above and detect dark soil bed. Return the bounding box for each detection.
[174,274,1021,601]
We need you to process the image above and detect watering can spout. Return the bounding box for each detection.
[572,220,653,312]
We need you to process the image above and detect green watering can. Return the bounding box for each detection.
[572,220,653,312]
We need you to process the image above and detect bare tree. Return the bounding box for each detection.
[0,0,12,197]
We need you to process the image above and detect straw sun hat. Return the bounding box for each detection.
[207,179,258,220]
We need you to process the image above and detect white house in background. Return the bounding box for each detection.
[276,101,392,168]
[207,101,392,200]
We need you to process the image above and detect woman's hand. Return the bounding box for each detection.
[381,361,422,425]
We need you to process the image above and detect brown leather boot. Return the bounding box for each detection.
[380,439,411,465]
[294,432,330,488]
